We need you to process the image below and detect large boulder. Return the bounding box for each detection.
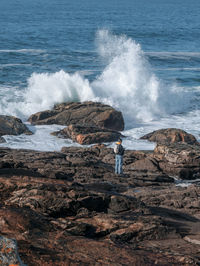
[52,124,122,145]
[28,101,124,131]
[0,115,32,136]
[141,128,198,145]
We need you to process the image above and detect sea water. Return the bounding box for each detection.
[1,0,200,151]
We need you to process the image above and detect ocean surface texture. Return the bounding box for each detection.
[1,0,200,151]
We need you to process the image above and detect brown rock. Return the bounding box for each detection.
[0,147,199,265]
[129,157,160,172]
[141,128,198,145]
[52,124,122,145]
[125,156,174,185]
[28,101,124,131]
[131,185,200,218]
[153,142,200,179]
[0,115,32,136]
[108,195,145,213]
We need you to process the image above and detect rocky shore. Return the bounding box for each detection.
[0,102,200,265]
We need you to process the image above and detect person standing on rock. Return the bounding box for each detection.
[114,138,124,175]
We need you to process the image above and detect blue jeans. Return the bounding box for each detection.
[115,155,123,174]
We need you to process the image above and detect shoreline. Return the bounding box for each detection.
[1,103,200,264]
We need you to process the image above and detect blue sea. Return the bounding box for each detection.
[1,0,200,151]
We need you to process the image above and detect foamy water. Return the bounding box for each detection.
[0,31,195,121]
[0,30,200,151]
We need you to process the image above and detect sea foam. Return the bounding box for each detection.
[0,30,193,127]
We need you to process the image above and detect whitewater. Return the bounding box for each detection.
[1,30,200,151]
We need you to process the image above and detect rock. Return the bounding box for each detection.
[153,142,200,179]
[129,157,160,172]
[141,128,198,145]
[0,147,199,265]
[28,101,124,131]
[0,236,25,266]
[125,155,174,186]
[108,195,145,214]
[52,124,122,145]
[130,185,200,218]
[0,115,32,136]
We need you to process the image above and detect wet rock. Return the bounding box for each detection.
[28,101,124,131]
[141,128,198,145]
[52,124,122,144]
[0,115,32,136]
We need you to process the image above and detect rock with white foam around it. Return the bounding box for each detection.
[51,124,122,145]
[28,101,124,131]
[0,115,32,136]
[141,128,198,145]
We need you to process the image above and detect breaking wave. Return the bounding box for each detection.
[0,30,194,127]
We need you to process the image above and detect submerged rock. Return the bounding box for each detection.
[141,128,198,145]
[28,101,124,131]
[0,115,32,136]
[52,124,122,144]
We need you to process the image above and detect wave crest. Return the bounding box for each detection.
[0,30,192,127]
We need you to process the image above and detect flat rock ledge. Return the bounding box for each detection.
[0,146,200,265]
[28,101,125,131]
[52,124,122,145]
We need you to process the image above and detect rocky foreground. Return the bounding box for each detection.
[0,103,200,265]
[0,139,200,265]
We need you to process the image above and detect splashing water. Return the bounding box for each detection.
[0,30,192,127]
[24,71,94,116]
[92,30,162,124]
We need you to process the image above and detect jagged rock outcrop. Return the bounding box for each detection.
[0,115,32,136]
[141,128,198,145]
[153,142,200,179]
[0,146,173,187]
[28,101,124,131]
[52,124,122,144]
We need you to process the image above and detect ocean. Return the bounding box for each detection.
[1,0,200,151]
